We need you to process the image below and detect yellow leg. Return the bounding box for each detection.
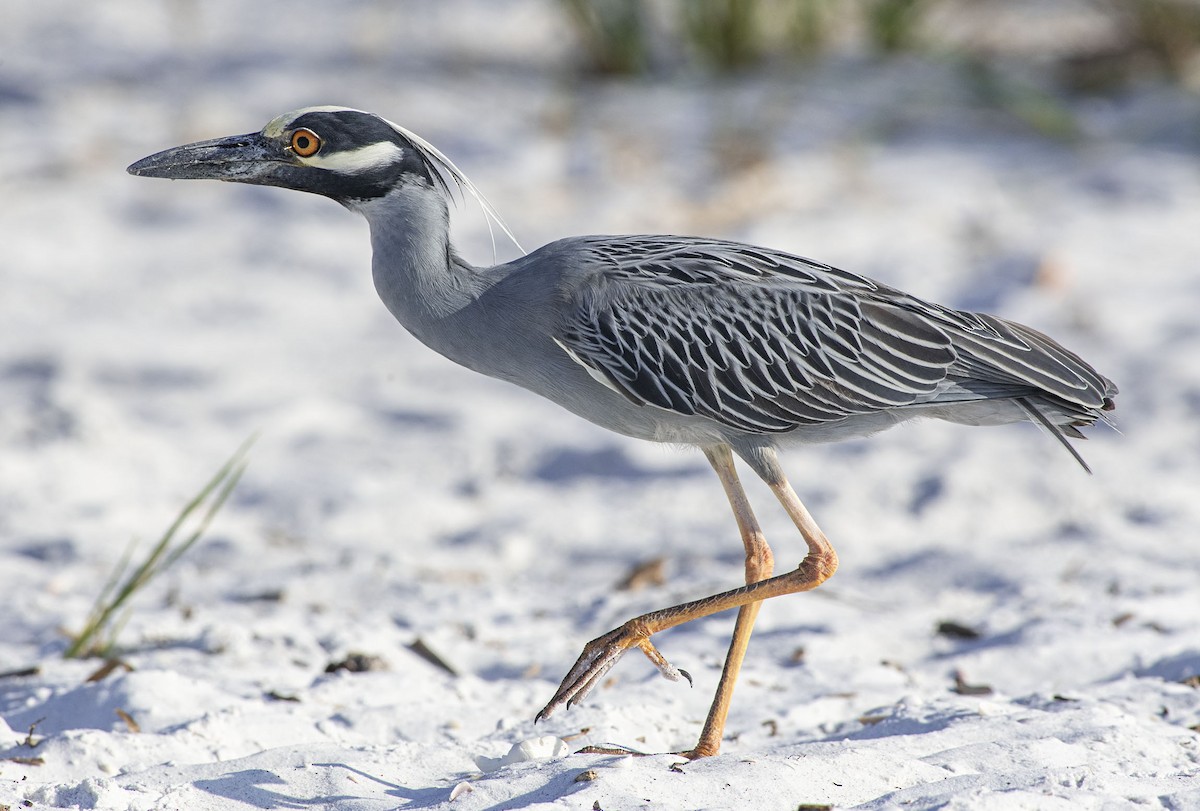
[536,445,838,759]
[685,445,774,758]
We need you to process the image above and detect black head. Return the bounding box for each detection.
[128,106,453,205]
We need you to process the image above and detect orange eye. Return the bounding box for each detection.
[290,129,321,157]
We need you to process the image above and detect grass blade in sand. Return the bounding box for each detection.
[64,438,254,659]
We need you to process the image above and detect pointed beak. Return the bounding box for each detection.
[127,132,283,183]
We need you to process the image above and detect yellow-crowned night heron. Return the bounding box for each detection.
[129,107,1117,759]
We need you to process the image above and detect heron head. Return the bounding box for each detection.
[130,106,522,253]
[128,106,455,205]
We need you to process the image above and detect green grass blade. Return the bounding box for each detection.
[65,437,255,659]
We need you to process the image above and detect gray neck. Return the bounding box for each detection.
[356,183,482,340]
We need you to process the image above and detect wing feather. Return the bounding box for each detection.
[555,236,1114,441]
[558,240,959,432]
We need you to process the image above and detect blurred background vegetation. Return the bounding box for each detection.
[556,0,1200,88]
[546,0,1200,146]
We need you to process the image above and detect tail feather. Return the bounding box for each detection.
[1016,397,1092,474]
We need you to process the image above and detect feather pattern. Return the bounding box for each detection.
[556,236,1116,462]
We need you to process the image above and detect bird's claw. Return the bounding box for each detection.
[536,640,624,720]
[535,622,686,722]
[643,644,691,687]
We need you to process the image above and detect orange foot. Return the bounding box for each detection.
[535,620,691,722]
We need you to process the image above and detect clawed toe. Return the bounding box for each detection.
[640,640,690,686]
[535,632,626,721]
[535,622,686,722]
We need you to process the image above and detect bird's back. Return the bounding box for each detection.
[542,235,1115,466]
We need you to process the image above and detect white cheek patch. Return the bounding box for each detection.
[300,141,405,174]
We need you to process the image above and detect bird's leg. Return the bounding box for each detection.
[536,446,838,760]
[683,445,775,759]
